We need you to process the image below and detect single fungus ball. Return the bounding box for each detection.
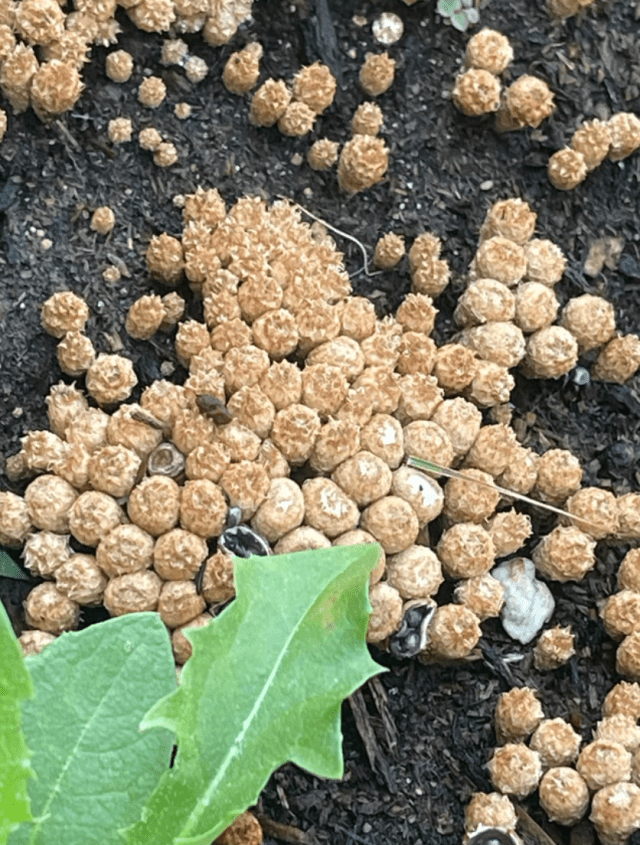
[271,404,321,466]
[467,361,515,408]
[251,477,304,543]
[146,232,184,285]
[433,344,477,393]
[619,550,640,594]
[88,444,141,498]
[530,718,581,768]
[292,62,336,114]
[463,322,526,369]
[532,525,596,582]
[487,510,532,558]
[494,686,544,744]
[590,782,640,845]
[96,523,155,578]
[351,101,384,136]
[403,420,454,469]
[618,633,640,682]
[425,603,482,661]
[307,138,340,171]
[464,792,518,835]
[337,135,389,194]
[216,812,264,845]
[454,573,505,621]
[103,570,163,617]
[548,148,588,190]
[443,468,500,524]
[220,461,270,521]
[153,528,207,581]
[57,331,95,376]
[22,531,70,578]
[601,591,640,642]
[604,683,640,720]
[437,523,495,580]
[31,60,83,119]
[454,279,516,327]
[385,545,444,599]
[523,326,578,379]
[301,364,348,417]
[565,487,619,539]
[595,715,640,753]
[360,414,404,468]
[571,118,612,170]
[309,419,360,474]
[25,474,78,533]
[608,112,640,162]
[534,448,582,503]
[465,423,518,477]
[222,44,261,95]
[301,478,359,539]
[577,740,632,791]
[55,554,107,606]
[616,495,640,542]
[19,630,56,656]
[479,199,537,245]
[128,476,181,537]
[498,75,555,131]
[431,398,482,459]
[452,69,501,116]
[274,526,331,555]
[0,492,32,547]
[106,49,133,82]
[524,238,567,286]
[488,743,543,797]
[277,101,316,137]
[390,466,444,526]
[367,581,403,643]
[68,491,125,547]
[374,232,405,269]
[359,51,395,96]
[86,354,138,405]
[539,767,590,826]
[249,79,291,127]
[593,335,640,384]
[125,294,165,340]
[41,290,89,338]
[24,582,80,634]
[533,626,576,671]
[396,292,438,335]
[46,382,88,438]
[514,282,559,333]
[180,479,228,538]
[560,294,617,353]
[360,496,419,554]
[157,580,206,629]
[332,451,392,508]
[465,28,513,74]
[474,237,527,286]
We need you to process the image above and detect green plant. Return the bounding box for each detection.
[1,543,383,845]
[437,0,480,31]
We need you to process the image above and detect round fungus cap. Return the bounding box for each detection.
[251,477,305,543]
[360,495,420,554]
[570,118,612,170]
[595,715,640,753]
[565,486,619,539]
[590,782,640,845]
[24,581,80,634]
[55,554,107,606]
[157,580,206,629]
[465,29,513,75]
[69,491,125,547]
[366,581,403,643]
[423,603,481,661]
[601,591,640,642]
[41,290,89,338]
[607,111,640,162]
[577,740,632,791]
[487,511,532,558]
[86,353,138,405]
[359,51,395,96]
[474,238,527,287]
[22,530,71,578]
[96,523,155,578]
[0,491,32,547]
[533,625,576,671]
[337,135,390,194]
[539,767,589,826]
[604,682,640,720]
[454,573,505,621]
[452,69,501,116]
[463,322,526,369]
[514,282,559,333]
[534,448,582,503]
[498,75,555,131]
[530,718,581,768]
[532,525,596,582]
[618,550,640,593]
[464,792,518,834]
[437,523,495,579]
[617,633,640,682]
[547,148,588,191]
[443,468,500,524]
[523,326,579,379]
[390,466,444,525]
[561,294,616,352]
[488,743,543,798]
[332,451,392,507]
[455,279,516,328]
[431,398,482,459]
[301,478,359,539]
[593,335,640,384]
[494,686,544,744]
[385,545,443,599]
[128,476,181,537]
[523,238,567,286]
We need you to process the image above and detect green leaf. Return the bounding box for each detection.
[123,545,384,845]
[0,550,31,582]
[451,8,470,30]
[437,0,461,17]
[0,601,34,844]
[9,614,176,845]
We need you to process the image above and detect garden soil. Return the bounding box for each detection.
[1,0,640,843]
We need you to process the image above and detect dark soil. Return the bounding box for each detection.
[1,0,640,843]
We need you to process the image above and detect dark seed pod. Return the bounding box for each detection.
[147,442,186,480]
[218,506,271,558]
[389,600,435,659]
[196,395,233,425]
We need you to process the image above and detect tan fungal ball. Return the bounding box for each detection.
[146,232,184,285]
[548,147,588,191]
[359,51,395,96]
[514,282,559,333]
[125,294,165,340]
[211,317,251,354]
[618,634,640,682]
[601,591,640,642]
[157,580,206,629]
[301,477,359,539]
[577,740,632,791]
[292,62,336,114]
[215,421,260,463]
[433,344,476,393]
[250,79,291,127]
[337,135,389,194]
[138,75,166,108]
[532,525,596,582]
[332,451,392,507]
[590,782,640,845]
[593,335,640,384]
[21,429,65,472]
[487,510,532,558]
[604,683,640,720]
[488,743,543,798]
[179,479,227,538]
[24,582,79,634]
[68,491,124,547]
[259,362,302,412]
[465,423,518,477]
[66,408,109,454]
[396,292,437,335]
[494,686,544,744]
[443,468,500,524]
[431,397,482,459]
[90,205,115,235]
[41,290,89,338]
[523,325,579,379]
[55,554,107,606]
[19,630,57,656]
[24,474,78,533]
[464,792,518,834]
[252,309,299,359]
[396,373,443,424]
[223,345,270,394]
[105,49,133,82]
[340,295,377,341]
[403,420,454,468]
[185,57,208,84]
[571,119,612,170]
[454,279,516,327]
[273,526,331,555]
[174,320,210,368]
[127,0,176,34]
[46,382,88,439]
[0,491,31,547]
[619,550,640,594]
[539,767,590,826]
[127,476,181,537]
[352,366,401,413]
[534,448,582,503]
[497,75,555,131]
[390,466,444,525]
[270,404,321,465]
[334,530,386,585]
[220,462,270,521]
[425,603,481,661]
[31,60,83,119]
[306,337,365,382]
[608,112,640,162]
[360,496,419,554]
[454,573,505,621]
[617,494,640,542]
[138,127,162,152]
[1,43,39,114]
[524,238,567,286]
[86,353,138,405]
[548,0,596,17]
[465,28,513,75]
[223,45,261,95]
[226,386,275,440]
[360,414,404,468]
[438,523,495,580]
[216,812,264,845]
[351,102,383,136]
[452,69,501,116]
[107,404,164,458]
[566,487,619,539]
[595,716,640,753]
[367,581,403,643]
[307,138,339,171]
[88,444,141,498]
[373,232,405,270]
[277,101,315,136]
[474,237,527,287]
[152,528,207,581]
[57,331,95,376]
[22,531,70,578]
[385,545,443,599]
[172,612,212,664]
[200,551,235,603]
[301,364,348,417]
[250,477,304,543]
[154,141,178,168]
[96,524,154,578]
[463,322,526,369]
[15,0,64,45]
[530,718,581,768]
[103,570,163,617]
[533,626,576,671]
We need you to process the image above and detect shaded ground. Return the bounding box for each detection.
[1,0,640,843]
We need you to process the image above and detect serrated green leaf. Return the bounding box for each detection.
[123,545,384,845]
[0,551,31,582]
[437,0,461,16]
[0,601,34,844]
[9,614,176,845]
